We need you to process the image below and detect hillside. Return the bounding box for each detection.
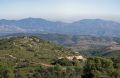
[0,36,76,63]
[1,33,120,57]
[0,36,120,78]
[23,33,120,56]
[0,36,80,77]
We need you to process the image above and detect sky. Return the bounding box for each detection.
[0,0,120,22]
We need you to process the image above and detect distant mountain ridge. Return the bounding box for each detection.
[0,18,120,36]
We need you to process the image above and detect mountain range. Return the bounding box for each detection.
[0,18,120,36]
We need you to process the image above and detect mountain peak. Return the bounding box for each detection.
[19,17,48,21]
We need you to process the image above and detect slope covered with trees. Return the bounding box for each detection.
[0,36,120,78]
[0,36,77,78]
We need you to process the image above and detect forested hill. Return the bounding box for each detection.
[0,36,76,63]
[0,36,120,78]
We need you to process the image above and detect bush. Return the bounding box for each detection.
[82,57,114,78]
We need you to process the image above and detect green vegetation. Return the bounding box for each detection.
[1,56,119,78]
[0,36,77,78]
[29,57,120,78]
[0,36,120,78]
[0,36,75,63]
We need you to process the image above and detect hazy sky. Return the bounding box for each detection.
[0,0,120,22]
